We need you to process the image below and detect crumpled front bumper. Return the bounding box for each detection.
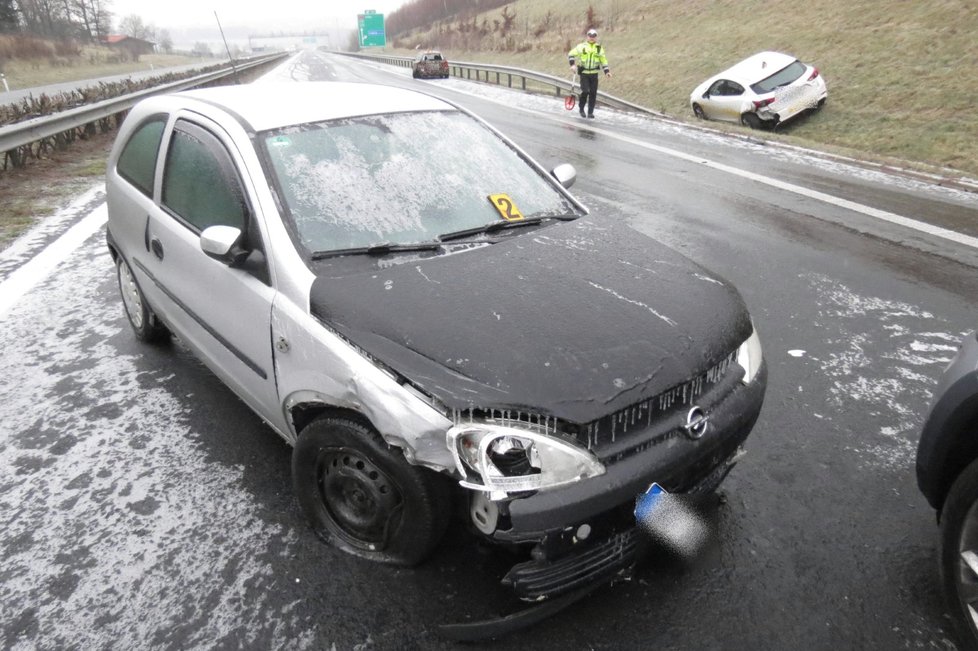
[489,363,767,600]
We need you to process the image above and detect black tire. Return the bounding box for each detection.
[692,103,706,120]
[741,112,762,130]
[412,70,420,79]
[292,416,451,566]
[116,256,169,344]
[940,456,978,649]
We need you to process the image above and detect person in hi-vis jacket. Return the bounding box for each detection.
[568,28,611,118]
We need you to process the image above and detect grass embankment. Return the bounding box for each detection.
[0,34,210,89]
[0,36,212,249]
[2,52,205,89]
[388,0,978,180]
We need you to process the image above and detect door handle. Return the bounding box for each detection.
[150,238,164,260]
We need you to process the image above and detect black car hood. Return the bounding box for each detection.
[309,218,752,424]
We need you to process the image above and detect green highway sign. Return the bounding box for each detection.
[358,11,386,47]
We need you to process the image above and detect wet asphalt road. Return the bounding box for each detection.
[1,51,976,649]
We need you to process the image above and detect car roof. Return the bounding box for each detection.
[175,82,455,131]
[717,51,798,84]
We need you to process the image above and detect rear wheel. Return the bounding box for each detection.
[692,103,706,120]
[940,456,978,647]
[292,416,451,566]
[741,112,762,129]
[116,257,169,343]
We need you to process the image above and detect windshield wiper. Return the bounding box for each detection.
[311,241,442,260]
[437,215,577,243]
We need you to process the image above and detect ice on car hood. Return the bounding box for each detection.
[309,218,752,424]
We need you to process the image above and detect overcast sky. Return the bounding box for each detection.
[108,0,409,44]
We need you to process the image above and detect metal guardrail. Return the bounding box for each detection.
[338,51,656,116]
[0,52,289,155]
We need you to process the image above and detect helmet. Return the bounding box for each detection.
[586,29,598,37]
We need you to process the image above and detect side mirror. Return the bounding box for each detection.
[200,225,249,267]
[550,163,577,189]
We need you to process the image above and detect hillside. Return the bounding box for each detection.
[386,0,978,180]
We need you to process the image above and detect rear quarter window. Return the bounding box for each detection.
[116,118,166,197]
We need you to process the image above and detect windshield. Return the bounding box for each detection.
[261,110,579,254]
[750,60,806,94]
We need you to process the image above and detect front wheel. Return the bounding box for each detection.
[116,257,169,343]
[292,416,451,566]
[940,456,978,647]
[692,103,706,120]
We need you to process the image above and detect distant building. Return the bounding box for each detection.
[102,35,157,59]
[248,33,334,53]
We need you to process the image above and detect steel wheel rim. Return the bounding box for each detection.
[118,261,144,330]
[316,447,402,549]
[957,498,978,632]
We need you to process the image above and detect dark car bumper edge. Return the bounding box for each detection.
[916,331,978,510]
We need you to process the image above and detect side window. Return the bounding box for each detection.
[726,82,745,96]
[161,121,248,233]
[707,80,725,96]
[117,117,166,197]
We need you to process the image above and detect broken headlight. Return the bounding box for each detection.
[736,323,763,385]
[447,423,605,500]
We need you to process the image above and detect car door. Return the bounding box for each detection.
[703,80,746,122]
[142,115,280,424]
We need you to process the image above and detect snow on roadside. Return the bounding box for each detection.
[0,236,313,650]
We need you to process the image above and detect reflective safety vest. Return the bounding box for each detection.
[568,42,610,75]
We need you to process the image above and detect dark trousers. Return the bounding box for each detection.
[579,73,599,115]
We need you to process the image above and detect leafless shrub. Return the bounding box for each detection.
[53,40,81,57]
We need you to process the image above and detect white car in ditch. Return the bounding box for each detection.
[690,50,827,129]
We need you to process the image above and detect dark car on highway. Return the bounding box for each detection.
[412,50,449,79]
[917,330,978,647]
[104,81,766,622]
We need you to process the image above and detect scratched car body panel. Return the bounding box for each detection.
[104,81,767,608]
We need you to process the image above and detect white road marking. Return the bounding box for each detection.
[0,200,108,319]
[573,123,978,250]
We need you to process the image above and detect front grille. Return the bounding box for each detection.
[450,350,741,463]
[574,350,739,455]
[501,527,646,600]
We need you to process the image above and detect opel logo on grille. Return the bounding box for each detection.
[683,406,709,440]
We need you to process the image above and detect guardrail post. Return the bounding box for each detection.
[522,77,526,91]
[495,72,499,85]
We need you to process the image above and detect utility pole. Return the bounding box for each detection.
[214,11,240,84]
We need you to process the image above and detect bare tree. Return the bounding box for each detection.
[17,0,68,37]
[158,28,172,53]
[67,0,109,40]
[118,13,152,39]
[0,0,18,33]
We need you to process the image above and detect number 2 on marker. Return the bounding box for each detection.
[488,194,524,222]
